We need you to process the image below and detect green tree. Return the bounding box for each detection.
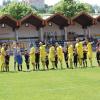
[0,2,37,19]
[52,0,94,17]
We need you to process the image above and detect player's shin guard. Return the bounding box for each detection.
[14,62,16,71]
[80,59,82,67]
[52,62,55,69]
[97,60,100,67]
[70,59,73,69]
[66,61,69,68]
[42,62,45,70]
[90,58,92,67]
[60,61,63,69]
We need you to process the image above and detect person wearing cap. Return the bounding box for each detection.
[39,42,47,70]
[56,43,64,69]
[75,38,83,67]
[30,45,36,71]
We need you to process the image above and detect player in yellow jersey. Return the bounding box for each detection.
[0,43,6,71]
[49,44,56,69]
[56,43,64,69]
[86,39,93,67]
[39,42,47,70]
[30,45,35,71]
[68,42,73,69]
[75,38,83,67]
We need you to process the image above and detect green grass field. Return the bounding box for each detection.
[0,53,100,100]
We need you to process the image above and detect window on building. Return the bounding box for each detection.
[25,23,29,27]
[1,24,5,28]
[48,22,52,27]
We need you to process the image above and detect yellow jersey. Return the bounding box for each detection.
[39,45,46,59]
[49,46,55,61]
[30,47,35,63]
[87,42,93,58]
[68,45,73,54]
[75,42,83,58]
[57,46,64,60]
[0,47,6,64]
[87,42,92,53]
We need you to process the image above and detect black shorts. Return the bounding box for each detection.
[65,57,68,61]
[96,51,100,60]
[5,61,9,65]
[46,60,49,65]
[25,60,29,64]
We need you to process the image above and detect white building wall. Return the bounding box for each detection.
[43,23,61,36]
[67,23,84,35]
[0,22,99,41]
[17,24,39,38]
[89,23,100,37]
[0,25,15,39]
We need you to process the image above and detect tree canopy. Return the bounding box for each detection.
[51,0,95,17]
[0,2,38,19]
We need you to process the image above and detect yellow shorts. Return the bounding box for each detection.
[88,52,92,59]
[49,57,55,62]
[30,57,35,63]
[68,54,73,60]
[40,57,46,62]
[78,53,83,59]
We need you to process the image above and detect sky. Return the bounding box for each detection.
[0,0,100,6]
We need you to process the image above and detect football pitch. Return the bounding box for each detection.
[0,54,100,100]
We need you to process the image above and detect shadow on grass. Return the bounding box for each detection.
[0,66,98,74]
